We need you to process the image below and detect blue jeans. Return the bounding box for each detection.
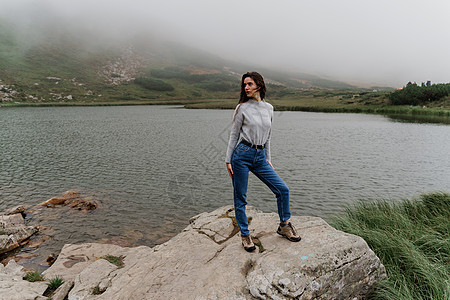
[231,141,291,236]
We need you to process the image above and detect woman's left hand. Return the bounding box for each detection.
[268,161,275,169]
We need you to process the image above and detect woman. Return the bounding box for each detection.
[225,71,301,252]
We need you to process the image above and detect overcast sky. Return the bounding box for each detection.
[1,0,449,87]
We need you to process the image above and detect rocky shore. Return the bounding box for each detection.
[0,190,98,268]
[0,206,37,256]
[0,204,386,299]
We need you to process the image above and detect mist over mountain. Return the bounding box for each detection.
[1,13,363,104]
[2,0,449,92]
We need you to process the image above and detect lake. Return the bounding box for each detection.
[0,106,449,265]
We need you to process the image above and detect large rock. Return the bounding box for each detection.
[52,280,74,300]
[0,260,47,300]
[43,206,386,299]
[2,205,26,216]
[39,189,97,211]
[69,259,118,299]
[44,243,130,282]
[0,214,38,255]
[0,214,25,226]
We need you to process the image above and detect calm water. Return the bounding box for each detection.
[1,106,449,265]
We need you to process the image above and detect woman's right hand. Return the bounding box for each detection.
[226,163,233,179]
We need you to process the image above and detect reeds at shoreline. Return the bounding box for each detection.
[331,192,449,300]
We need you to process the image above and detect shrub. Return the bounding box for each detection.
[134,77,174,91]
[389,83,450,105]
[195,81,233,92]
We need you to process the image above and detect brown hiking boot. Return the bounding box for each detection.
[277,222,302,242]
[241,235,256,252]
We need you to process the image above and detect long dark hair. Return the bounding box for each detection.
[239,71,266,103]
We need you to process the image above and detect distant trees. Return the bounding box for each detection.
[389,83,450,105]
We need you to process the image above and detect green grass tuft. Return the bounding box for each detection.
[331,192,450,300]
[24,270,45,282]
[47,276,65,290]
[252,237,265,253]
[101,255,125,268]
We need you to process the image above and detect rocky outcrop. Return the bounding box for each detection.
[2,205,26,216]
[0,211,38,255]
[0,80,19,102]
[98,46,144,85]
[39,189,97,211]
[0,260,47,300]
[51,280,74,300]
[0,190,98,268]
[40,205,386,299]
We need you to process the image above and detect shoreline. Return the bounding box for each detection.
[2,192,447,299]
[2,99,449,124]
[2,205,387,299]
[2,100,449,113]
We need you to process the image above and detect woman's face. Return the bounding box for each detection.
[244,77,260,99]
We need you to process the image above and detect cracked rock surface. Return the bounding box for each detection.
[0,260,47,300]
[0,212,38,255]
[42,206,385,299]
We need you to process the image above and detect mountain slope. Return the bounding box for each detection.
[0,22,356,104]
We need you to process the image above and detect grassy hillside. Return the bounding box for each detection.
[3,19,447,119]
[0,20,365,105]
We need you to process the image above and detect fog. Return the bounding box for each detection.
[1,0,449,87]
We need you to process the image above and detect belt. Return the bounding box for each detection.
[241,139,265,149]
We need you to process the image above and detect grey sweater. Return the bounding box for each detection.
[225,99,274,163]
